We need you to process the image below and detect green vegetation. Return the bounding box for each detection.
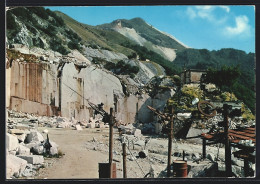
[6,11,20,38]
[65,28,82,50]
[241,103,255,120]
[55,11,136,57]
[168,85,203,112]
[203,65,255,114]
[104,60,139,78]
[7,49,38,62]
[7,7,69,54]
[50,38,69,55]
[175,48,255,114]
[203,65,241,90]
[167,84,255,120]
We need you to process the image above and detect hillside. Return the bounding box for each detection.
[97,17,187,50]
[174,48,255,113]
[97,18,188,61]
[54,11,137,57]
[6,7,83,55]
[6,7,255,113]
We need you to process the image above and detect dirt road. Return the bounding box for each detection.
[35,128,109,179]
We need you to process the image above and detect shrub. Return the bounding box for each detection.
[50,38,69,55]
[68,41,81,50]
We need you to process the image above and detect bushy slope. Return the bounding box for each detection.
[54,11,137,57]
[174,48,255,113]
[6,7,82,55]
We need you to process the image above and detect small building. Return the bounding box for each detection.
[180,69,207,85]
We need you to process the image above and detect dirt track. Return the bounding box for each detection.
[35,128,109,179]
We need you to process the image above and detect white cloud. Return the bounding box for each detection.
[224,15,251,37]
[195,5,214,10]
[186,7,196,19]
[219,6,230,13]
[186,5,230,23]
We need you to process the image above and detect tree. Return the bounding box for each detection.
[204,65,241,91]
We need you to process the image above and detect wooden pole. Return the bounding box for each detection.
[109,108,114,178]
[202,138,206,159]
[223,104,232,177]
[167,106,174,177]
[122,143,127,178]
[244,158,249,177]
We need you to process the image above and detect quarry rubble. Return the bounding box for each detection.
[6,108,255,178]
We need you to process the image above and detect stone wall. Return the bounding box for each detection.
[6,61,59,116]
[6,61,173,124]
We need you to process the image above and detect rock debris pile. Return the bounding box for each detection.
[6,109,110,179]
[83,123,252,178]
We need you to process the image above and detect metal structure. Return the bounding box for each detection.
[197,101,217,117]
[147,100,254,177]
[109,108,115,178]
[88,102,116,178]
[199,101,255,177]
[147,105,175,177]
[122,143,127,178]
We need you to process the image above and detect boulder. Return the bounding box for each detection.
[9,151,17,155]
[25,131,44,143]
[32,143,44,155]
[192,98,199,105]
[86,123,95,128]
[192,153,201,160]
[17,134,27,143]
[6,154,27,178]
[8,129,25,135]
[177,113,192,120]
[17,145,30,155]
[207,153,216,162]
[57,121,72,128]
[14,123,30,130]
[56,117,66,122]
[42,129,49,134]
[17,155,44,165]
[6,133,19,151]
[139,150,148,158]
[99,122,105,128]
[50,141,59,148]
[24,142,40,150]
[50,146,58,156]
[21,164,34,177]
[134,129,142,137]
[188,159,218,177]
[232,165,243,177]
[75,124,83,130]
[79,121,87,126]
[205,83,217,92]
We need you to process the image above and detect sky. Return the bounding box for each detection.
[47,6,255,53]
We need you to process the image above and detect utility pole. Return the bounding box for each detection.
[114,94,118,113]
[109,108,114,178]
[122,143,127,178]
[223,104,232,177]
[167,106,174,177]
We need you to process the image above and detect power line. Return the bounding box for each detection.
[126,144,146,177]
